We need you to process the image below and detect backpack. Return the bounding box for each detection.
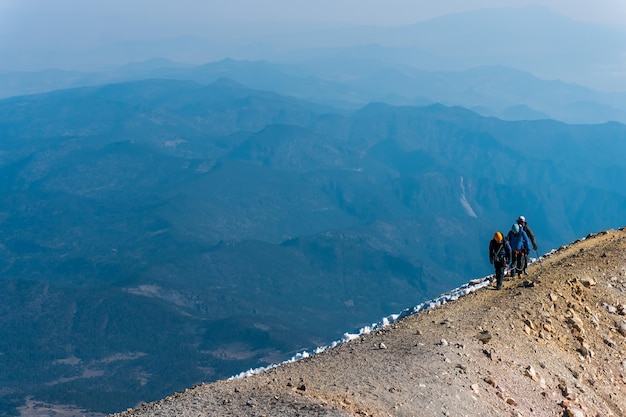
[491,239,508,262]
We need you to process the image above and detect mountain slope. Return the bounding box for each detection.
[114,226,626,417]
[3,80,626,415]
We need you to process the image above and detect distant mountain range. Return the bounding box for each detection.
[3,59,626,125]
[1,77,626,415]
[3,5,626,126]
[3,5,625,92]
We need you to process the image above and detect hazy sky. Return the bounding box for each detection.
[1,0,625,71]
[2,0,626,43]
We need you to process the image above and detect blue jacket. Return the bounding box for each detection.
[507,228,530,252]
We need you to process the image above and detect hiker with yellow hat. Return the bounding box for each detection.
[489,231,511,290]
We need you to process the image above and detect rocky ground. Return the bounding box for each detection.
[112,227,626,417]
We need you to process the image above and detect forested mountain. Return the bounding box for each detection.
[1,79,626,415]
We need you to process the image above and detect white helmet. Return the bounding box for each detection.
[517,215,526,223]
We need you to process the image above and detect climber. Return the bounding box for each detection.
[516,215,537,275]
[489,231,511,290]
[507,223,530,277]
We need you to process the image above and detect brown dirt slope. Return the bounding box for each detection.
[112,226,626,417]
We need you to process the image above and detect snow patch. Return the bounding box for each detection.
[459,176,477,218]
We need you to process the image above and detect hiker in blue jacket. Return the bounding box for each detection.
[507,223,530,277]
[489,231,511,290]
[516,215,537,274]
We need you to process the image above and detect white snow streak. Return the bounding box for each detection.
[229,274,494,379]
[229,249,557,380]
[459,176,477,218]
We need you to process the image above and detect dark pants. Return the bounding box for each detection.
[494,259,507,289]
[511,251,526,276]
[522,251,530,272]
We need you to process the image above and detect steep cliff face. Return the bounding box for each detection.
[113,227,626,417]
